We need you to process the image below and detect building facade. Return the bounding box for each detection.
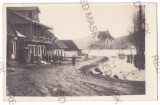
[46,39,68,57]
[97,31,114,49]
[7,7,56,63]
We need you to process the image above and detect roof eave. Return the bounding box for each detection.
[11,11,52,29]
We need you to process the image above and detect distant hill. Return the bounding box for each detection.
[74,30,114,49]
[112,35,133,49]
[74,35,93,50]
[74,33,133,50]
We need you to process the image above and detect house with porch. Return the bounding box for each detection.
[7,7,56,63]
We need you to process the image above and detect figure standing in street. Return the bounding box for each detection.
[130,54,133,64]
[55,54,58,64]
[52,54,55,64]
[48,54,51,63]
[30,52,34,63]
[59,55,63,63]
[72,55,76,66]
[46,54,48,63]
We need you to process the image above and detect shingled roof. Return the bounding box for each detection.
[47,39,68,50]
[98,30,114,40]
[8,7,40,13]
[10,11,52,29]
[43,30,57,42]
[60,40,80,51]
[8,7,52,30]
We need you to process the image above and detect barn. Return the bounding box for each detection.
[60,40,81,57]
[47,39,68,57]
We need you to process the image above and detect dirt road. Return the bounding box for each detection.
[7,57,145,96]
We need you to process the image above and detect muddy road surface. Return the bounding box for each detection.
[7,57,145,96]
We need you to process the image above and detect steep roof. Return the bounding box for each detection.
[98,31,114,40]
[9,7,40,13]
[60,40,80,51]
[7,23,26,38]
[43,30,57,41]
[8,7,52,30]
[48,39,68,49]
[10,11,52,29]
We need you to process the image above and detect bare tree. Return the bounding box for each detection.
[128,5,145,70]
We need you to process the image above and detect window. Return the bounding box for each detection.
[58,50,59,57]
[56,51,57,55]
[35,46,37,55]
[10,42,14,54]
[39,46,40,55]
[34,27,36,36]
[41,46,43,55]
[35,13,37,19]
[28,28,30,36]
[28,46,30,55]
[25,29,28,36]
[44,47,46,55]
[38,28,41,36]
[37,28,40,36]
[34,46,36,56]
[29,11,32,18]
[61,51,62,56]
[35,28,38,36]
[31,46,34,55]
[34,26,41,37]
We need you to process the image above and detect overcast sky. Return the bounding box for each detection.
[38,4,138,40]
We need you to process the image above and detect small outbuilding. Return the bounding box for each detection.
[60,40,81,57]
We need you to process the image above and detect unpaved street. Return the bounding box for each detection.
[7,57,145,96]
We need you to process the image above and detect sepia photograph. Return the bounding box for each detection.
[3,3,157,101]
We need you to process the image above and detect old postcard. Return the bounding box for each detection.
[2,2,157,101]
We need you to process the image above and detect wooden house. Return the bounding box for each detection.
[7,7,55,62]
[97,30,114,49]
